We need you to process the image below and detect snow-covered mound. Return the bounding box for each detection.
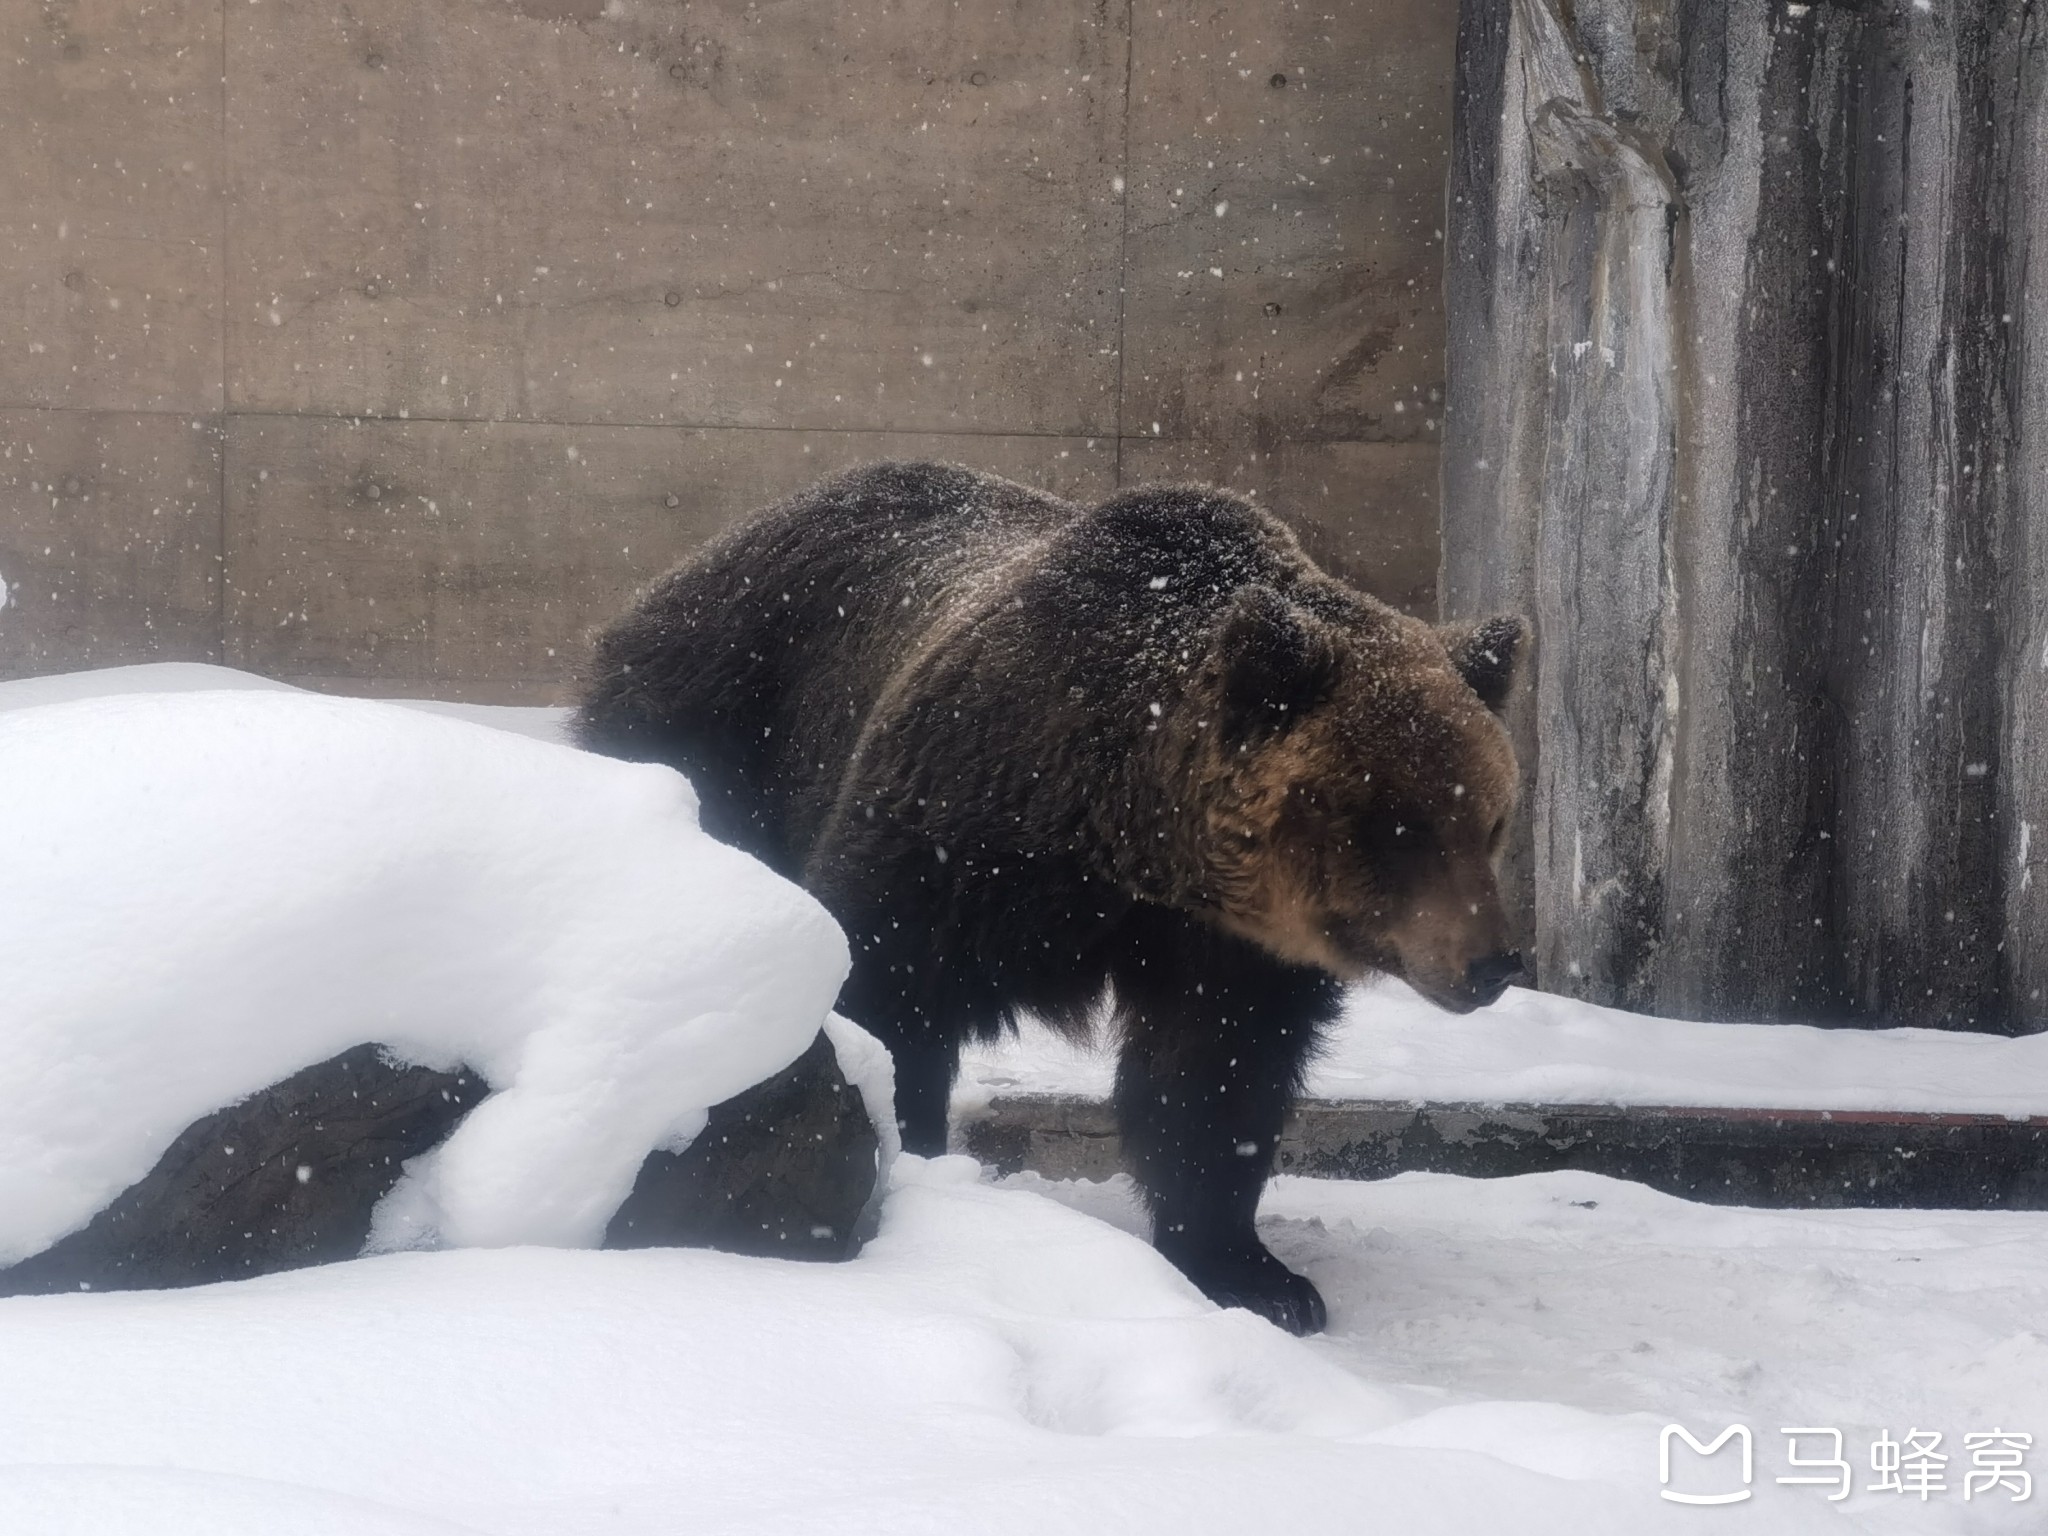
[0,689,850,1266]
[0,661,573,744]
[962,978,2048,1120]
[0,661,294,710]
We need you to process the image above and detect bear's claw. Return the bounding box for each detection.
[1178,1247,1329,1336]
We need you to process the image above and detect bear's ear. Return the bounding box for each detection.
[1216,586,1343,741]
[1437,614,1527,714]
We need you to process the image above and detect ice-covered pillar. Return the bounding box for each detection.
[1443,0,2048,1032]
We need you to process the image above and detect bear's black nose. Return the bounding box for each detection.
[1466,950,1525,1005]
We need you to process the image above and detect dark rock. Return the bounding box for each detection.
[605,1030,877,1261]
[0,1030,877,1296]
[0,1044,485,1296]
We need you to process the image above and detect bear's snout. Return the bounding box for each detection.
[1464,949,1526,1008]
[1377,857,1520,1014]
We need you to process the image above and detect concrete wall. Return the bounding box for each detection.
[2,0,1453,703]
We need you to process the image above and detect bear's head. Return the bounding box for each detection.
[1188,585,1527,1012]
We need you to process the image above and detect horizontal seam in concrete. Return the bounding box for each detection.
[227,408,1128,440]
[0,401,1439,454]
[0,400,1118,441]
[974,1093,2048,1129]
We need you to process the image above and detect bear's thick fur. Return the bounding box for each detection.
[577,462,1526,1334]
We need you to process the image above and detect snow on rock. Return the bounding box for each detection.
[960,977,2048,1120]
[824,1008,902,1179]
[0,661,573,744]
[0,661,299,711]
[0,689,849,1265]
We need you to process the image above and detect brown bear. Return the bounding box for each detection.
[577,461,1525,1334]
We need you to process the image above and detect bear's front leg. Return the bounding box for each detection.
[1108,909,1341,1336]
[814,911,966,1156]
[804,825,979,1157]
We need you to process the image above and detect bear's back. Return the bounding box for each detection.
[578,462,1085,867]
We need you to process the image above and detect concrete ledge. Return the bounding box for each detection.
[955,1096,2048,1210]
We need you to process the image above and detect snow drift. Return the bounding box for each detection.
[0,689,851,1266]
[961,977,2048,1122]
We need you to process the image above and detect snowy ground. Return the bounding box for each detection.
[5,666,2046,1533]
[4,1158,2043,1534]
